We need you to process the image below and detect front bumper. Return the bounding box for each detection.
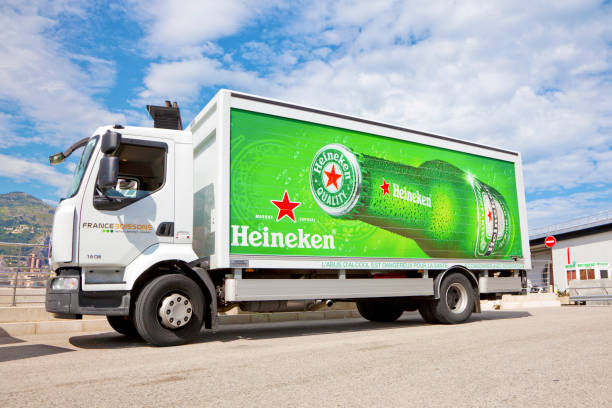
[46,275,130,316]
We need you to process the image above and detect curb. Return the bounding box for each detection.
[0,306,62,323]
[499,293,561,310]
[0,310,362,338]
[0,318,110,337]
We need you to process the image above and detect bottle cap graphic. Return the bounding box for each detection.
[309,144,362,217]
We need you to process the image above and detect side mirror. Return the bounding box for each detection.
[97,156,119,192]
[101,130,121,154]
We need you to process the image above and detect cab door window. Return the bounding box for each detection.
[96,140,167,204]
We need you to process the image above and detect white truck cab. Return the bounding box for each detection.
[47,109,213,344]
[46,90,529,346]
[51,126,196,286]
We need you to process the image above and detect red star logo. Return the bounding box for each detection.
[324,164,342,189]
[380,178,390,195]
[271,190,301,222]
[487,210,492,221]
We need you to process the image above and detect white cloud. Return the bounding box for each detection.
[0,112,29,147]
[65,162,77,173]
[0,2,125,146]
[136,57,261,105]
[0,153,72,194]
[240,42,299,67]
[128,0,282,58]
[527,188,612,230]
[524,148,612,192]
[127,0,285,106]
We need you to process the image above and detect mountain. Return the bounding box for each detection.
[0,192,54,256]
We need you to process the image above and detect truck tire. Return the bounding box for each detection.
[429,273,475,324]
[106,315,140,338]
[417,302,440,324]
[134,274,205,346]
[356,301,403,322]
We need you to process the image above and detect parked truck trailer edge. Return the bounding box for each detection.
[45,90,531,346]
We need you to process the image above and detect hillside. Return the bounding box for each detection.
[0,192,54,256]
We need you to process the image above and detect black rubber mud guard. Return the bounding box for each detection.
[191,266,218,331]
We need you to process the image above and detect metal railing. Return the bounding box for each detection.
[529,209,612,238]
[0,242,51,306]
[568,279,612,302]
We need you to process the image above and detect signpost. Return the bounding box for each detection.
[545,236,556,248]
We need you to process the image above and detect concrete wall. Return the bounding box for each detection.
[550,230,612,291]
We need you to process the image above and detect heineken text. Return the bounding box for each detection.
[231,225,335,249]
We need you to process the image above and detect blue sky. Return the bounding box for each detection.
[0,0,611,229]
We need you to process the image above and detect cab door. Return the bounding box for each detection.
[78,138,174,267]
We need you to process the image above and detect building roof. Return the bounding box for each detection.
[529,210,612,245]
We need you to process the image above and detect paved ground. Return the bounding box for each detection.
[0,307,610,407]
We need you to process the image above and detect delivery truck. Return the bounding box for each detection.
[46,90,531,346]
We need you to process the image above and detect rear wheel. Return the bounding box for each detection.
[106,315,140,338]
[134,274,205,346]
[429,273,475,324]
[357,301,403,322]
[417,302,440,324]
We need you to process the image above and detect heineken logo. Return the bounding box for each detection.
[391,184,432,208]
[310,144,361,216]
[231,225,335,250]
[380,178,432,207]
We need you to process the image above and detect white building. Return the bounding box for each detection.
[530,212,612,292]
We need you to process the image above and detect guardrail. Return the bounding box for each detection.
[0,242,51,306]
[568,279,612,303]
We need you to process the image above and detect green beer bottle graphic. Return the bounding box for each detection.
[309,144,513,259]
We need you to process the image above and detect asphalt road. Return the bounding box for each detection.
[1,307,611,407]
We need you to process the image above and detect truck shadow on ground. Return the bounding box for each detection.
[68,310,531,350]
[0,328,75,363]
[0,328,25,345]
[0,344,74,363]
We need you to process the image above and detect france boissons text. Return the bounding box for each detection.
[231,225,335,249]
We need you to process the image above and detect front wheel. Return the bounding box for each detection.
[106,315,140,338]
[134,274,205,346]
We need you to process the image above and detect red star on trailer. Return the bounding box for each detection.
[380,178,390,195]
[487,210,492,221]
[271,190,301,222]
[324,164,342,189]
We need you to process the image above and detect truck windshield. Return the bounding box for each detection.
[66,137,98,198]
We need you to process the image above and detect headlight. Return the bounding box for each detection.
[51,277,79,291]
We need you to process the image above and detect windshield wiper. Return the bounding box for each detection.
[49,137,90,165]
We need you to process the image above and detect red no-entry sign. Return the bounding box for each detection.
[545,236,556,248]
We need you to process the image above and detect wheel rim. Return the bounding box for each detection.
[445,283,468,314]
[158,293,193,330]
